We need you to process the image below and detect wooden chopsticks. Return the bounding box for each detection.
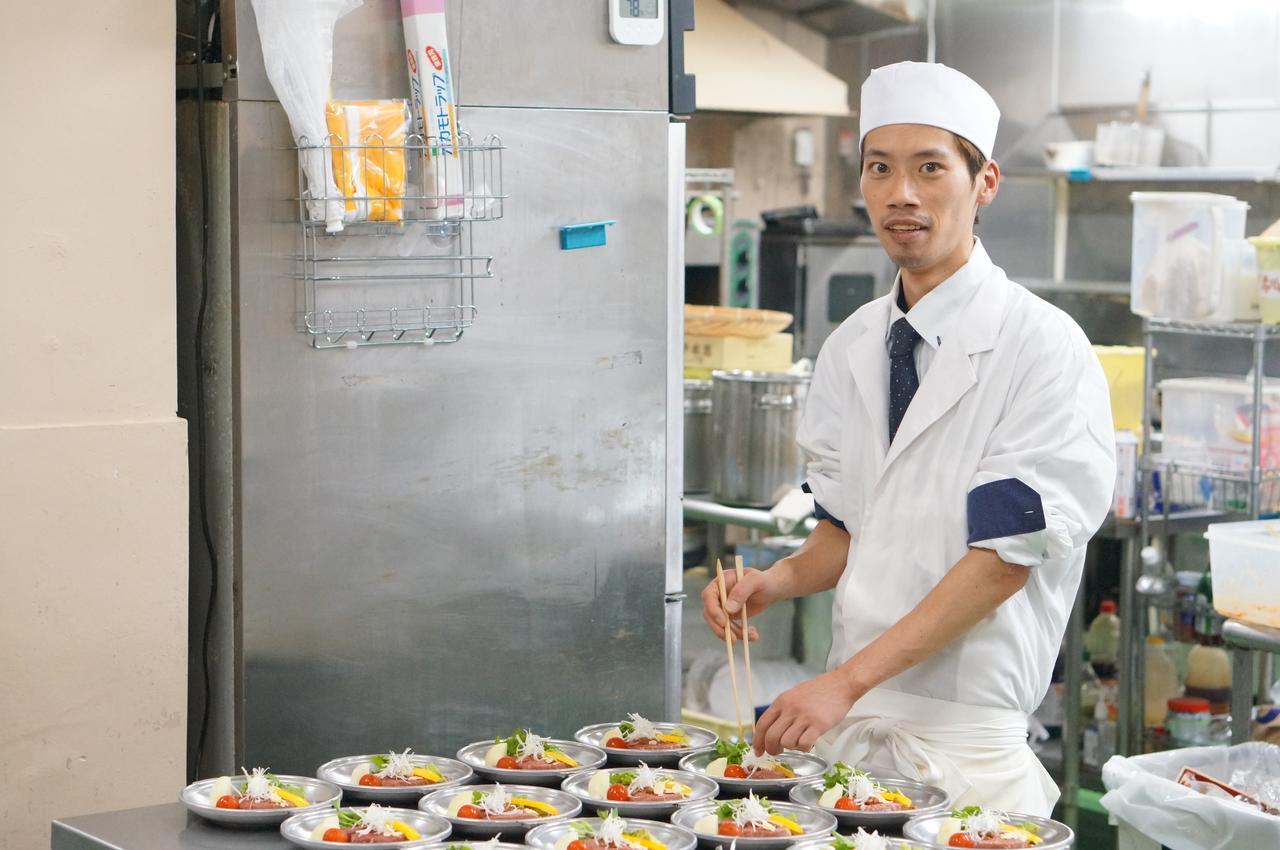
[715,556,756,741]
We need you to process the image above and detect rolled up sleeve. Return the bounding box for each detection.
[967,320,1116,567]
[797,343,853,537]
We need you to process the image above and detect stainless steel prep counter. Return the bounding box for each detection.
[52,803,293,849]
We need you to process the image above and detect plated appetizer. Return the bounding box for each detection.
[484,730,581,771]
[586,763,693,803]
[555,810,671,850]
[446,785,564,821]
[693,793,805,838]
[307,803,427,843]
[706,739,796,781]
[801,830,911,850]
[600,714,691,751]
[817,764,913,813]
[209,767,311,810]
[933,808,1044,848]
[352,750,449,788]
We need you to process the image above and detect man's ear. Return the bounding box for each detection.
[976,160,1000,209]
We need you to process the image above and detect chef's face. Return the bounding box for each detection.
[860,124,999,275]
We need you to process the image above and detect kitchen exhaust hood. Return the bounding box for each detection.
[742,0,925,36]
[686,0,850,116]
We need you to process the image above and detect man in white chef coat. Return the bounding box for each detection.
[701,61,1116,815]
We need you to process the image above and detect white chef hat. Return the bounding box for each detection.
[859,61,1000,160]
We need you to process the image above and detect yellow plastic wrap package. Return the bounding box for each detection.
[1094,345,1146,434]
[324,100,409,223]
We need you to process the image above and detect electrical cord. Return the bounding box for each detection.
[190,0,220,783]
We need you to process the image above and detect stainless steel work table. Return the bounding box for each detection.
[52,803,293,849]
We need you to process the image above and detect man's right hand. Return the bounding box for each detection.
[701,565,785,642]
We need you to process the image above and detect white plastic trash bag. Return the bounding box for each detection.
[249,0,362,232]
[1100,742,1280,850]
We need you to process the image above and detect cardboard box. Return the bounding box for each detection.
[684,333,793,379]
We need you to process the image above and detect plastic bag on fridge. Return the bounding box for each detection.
[324,100,410,224]
[248,0,363,233]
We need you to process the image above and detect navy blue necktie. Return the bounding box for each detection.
[888,317,921,443]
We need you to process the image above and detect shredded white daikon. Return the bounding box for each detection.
[353,803,400,837]
[850,828,888,850]
[596,810,628,847]
[480,784,515,815]
[239,767,280,802]
[517,731,549,760]
[624,713,658,742]
[847,773,878,803]
[740,749,781,773]
[731,792,773,828]
[378,747,417,779]
[962,808,1008,838]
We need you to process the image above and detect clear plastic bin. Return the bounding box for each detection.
[1205,520,1280,628]
[1131,192,1250,320]
[1159,377,1280,472]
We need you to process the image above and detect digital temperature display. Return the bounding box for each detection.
[621,0,659,19]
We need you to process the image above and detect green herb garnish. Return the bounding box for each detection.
[370,755,390,771]
[830,837,857,850]
[713,738,749,765]
[500,729,561,757]
[619,721,636,737]
[265,774,307,799]
[715,797,773,819]
[609,771,638,787]
[951,805,983,819]
[573,821,596,838]
[473,790,487,805]
[332,802,362,829]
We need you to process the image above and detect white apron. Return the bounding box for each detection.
[815,688,1059,816]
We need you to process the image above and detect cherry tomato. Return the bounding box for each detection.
[358,773,382,787]
[606,783,630,801]
[723,764,748,779]
[457,804,487,820]
[568,840,591,850]
[215,794,241,810]
[833,797,858,811]
[495,756,519,769]
[323,827,351,843]
[605,737,628,749]
[947,836,977,848]
[718,822,742,836]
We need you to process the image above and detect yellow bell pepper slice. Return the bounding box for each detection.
[882,790,913,807]
[624,833,668,850]
[392,821,422,840]
[1000,824,1043,846]
[768,814,804,835]
[775,764,796,779]
[413,766,445,783]
[655,732,687,744]
[274,788,309,808]
[545,749,579,768]
[510,797,560,816]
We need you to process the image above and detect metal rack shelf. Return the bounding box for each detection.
[294,129,505,350]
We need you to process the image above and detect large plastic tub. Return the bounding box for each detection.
[1131,192,1250,320]
[1206,519,1280,628]
[1159,377,1280,471]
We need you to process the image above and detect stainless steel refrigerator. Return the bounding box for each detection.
[178,0,693,777]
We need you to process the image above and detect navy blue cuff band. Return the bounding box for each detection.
[803,482,847,531]
[967,478,1045,544]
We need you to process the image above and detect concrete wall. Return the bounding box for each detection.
[0,1,188,847]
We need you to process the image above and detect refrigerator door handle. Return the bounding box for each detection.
[665,595,685,721]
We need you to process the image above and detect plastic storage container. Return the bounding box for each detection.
[1130,192,1250,320]
[1143,636,1181,728]
[1205,519,1280,628]
[1159,377,1280,472]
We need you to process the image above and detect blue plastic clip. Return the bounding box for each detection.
[1066,166,1093,183]
[560,220,616,250]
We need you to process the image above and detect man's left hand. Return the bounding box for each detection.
[753,668,861,755]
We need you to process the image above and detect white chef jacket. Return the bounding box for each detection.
[798,238,1116,814]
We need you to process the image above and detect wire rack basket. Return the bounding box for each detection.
[294,129,505,349]
[1149,457,1280,517]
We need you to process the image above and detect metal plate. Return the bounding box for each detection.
[526,817,699,850]
[671,801,837,850]
[317,754,475,804]
[280,808,452,848]
[678,749,829,797]
[791,836,918,850]
[902,812,1074,849]
[418,784,583,839]
[419,843,529,850]
[457,740,607,786]
[787,778,950,831]
[180,775,342,828]
[560,768,719,820]
[575,722,719,766]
